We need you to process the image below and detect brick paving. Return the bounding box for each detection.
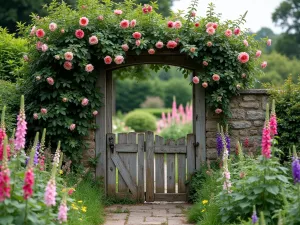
[104,203,194,225]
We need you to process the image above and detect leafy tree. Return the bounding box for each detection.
[255,27,278,54]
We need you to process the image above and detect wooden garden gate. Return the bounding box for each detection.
[106,131,196,202]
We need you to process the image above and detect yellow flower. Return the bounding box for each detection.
[202,200,208,205]
[201,209,206,212]
[59,170,63,175]
[72,207,79,210]
[79,218,83,221]
[78,200,83,203]
[81,206,87,212]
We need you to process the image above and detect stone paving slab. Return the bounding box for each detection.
[103,203,194,225]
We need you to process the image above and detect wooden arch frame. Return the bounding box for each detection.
[95,50,206,193]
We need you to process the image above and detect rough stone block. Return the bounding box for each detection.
[230,121,252,129]
[239,102,260,109]
[206,120,218,132]
[253,120,264,127]
[145,217,167,223]
[231,109,246,119]
[206,138,216,148]
[246,110,265,120]
[206,149,218,160]
[243,95,256,101]
[240,129,259,136]
[206,132,216,138]
[262,96,269,110]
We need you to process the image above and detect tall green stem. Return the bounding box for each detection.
[24,200,28,224]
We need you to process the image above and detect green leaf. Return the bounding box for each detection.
[266,185,279,195]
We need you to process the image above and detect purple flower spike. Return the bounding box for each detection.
[292,158,300,184]
[252,211,258,224]
[225,135,231,154]
[216,133,223,156]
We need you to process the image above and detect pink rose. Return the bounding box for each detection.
[97,15,104,21]
[234,28,240,35]
[79,17,89,27]
[267,39,272,46]
[190,47,196,53]
[41,108,47,114]
[203,61,208,66]
[135,40,141,46]
[63,61,73,70]
[36,76,41,81]
[114,10,123,15]
[207,41,213,47]
[122,44,129,51]
[130,19,136,28]
[238,52,250,63]
[23,55,29,62]
[64,52,73,61]
[195,22,200,27]
[167,21,174,28]
[81,98,89,106]
[142,4,152,14]
[69,124,76,131]
[255,50,262,58]
[173,21,182,29]
[243,40,249,47]
[261,61,267,69]
[206,22,213,28]
[148,49,155,54]
[104,56,112,64]
[212,23,218,29]
[215,108,223,114]
[61,29,65,33]
[212,74,220,81]
[75,29,84,39]
[47,77,54,85]
[166,41,177,49]
[93,110,98,116]
[49,22,57,31]
[120,19,129,29]
[206,27,215,35]
[202,82,208,88]
[225,29,232,37]
[114,55,124,64]
[85,64,94,72]
[192,76,199,84]
[36,29,45,38]
[89,36,98,45]
[155,41,164,49]
[241,73,247,78]
[33,113,38,120]
[191,11,196,17]
[36,41,43,50]
[30,26,36,36]
[62,98,68,102]
[41,44,48,52]
[132,32,142,39]
[54,55,60,60]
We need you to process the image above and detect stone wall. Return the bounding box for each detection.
[206,89,269,159]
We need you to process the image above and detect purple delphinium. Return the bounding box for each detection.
[292,157,300,184]
[251,211,258,224]
[34,142,40,166]
[216,133,223,156]
[225,134,231,154]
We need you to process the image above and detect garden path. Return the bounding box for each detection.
[103,203,194,225]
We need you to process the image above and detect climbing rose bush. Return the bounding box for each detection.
[19,0,268,161]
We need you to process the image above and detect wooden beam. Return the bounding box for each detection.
[115,144,138,153]
[154,145,186,154]
[154,193,186,202]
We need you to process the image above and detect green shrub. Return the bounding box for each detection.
[133,108,171,118]
[0,27,27,82]
[124,111,157,132]
[160,123,192,140]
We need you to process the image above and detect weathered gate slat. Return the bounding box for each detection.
[186,134,195,179]
[118,133,128,193]
[146,131,154,202]
[137,133,144,202]
[107,133,116,196]
[167,140,176,193]
[127,133,137,194]
[177,137,186,193]
[115,144,138,153]
[155,135,165,193]
[154,145,186,154]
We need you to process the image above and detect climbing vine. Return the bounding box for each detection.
[19,0,269,162]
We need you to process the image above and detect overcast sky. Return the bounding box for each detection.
[172,0,284,33]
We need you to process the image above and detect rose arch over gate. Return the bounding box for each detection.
[22,0,269,199]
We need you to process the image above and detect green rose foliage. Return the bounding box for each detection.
[19,0,267,162]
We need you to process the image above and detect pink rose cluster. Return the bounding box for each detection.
[142,4,152,14]
[64,51,74,71]
[167,21,182,29]
[206,22,218,35]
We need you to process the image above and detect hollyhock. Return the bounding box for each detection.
[47,77,54,85]
[234,27,240,35]
[41,108,47,114]
[155,41,164,49]
[202,82,208,88]
[23,55,29,62]
[49,22,57,31]
[64,52,73,61]
[53,145,61,167]
[270,99,278,137]
[15,96,27,151]
[261,104,271,158]
[58,201,68,223]
[191,11,196,17]
[225,134,231,154]
[173,21,182,29]
[195,22,200,27]
[114,55,124,64]
[166,41,177,49]
[54,55,60,60]
[30,26,36,36]
[23,168,34,200]
[171,97,177,120]
[34,143,40,166]
[120,19,129,29]
[81,98,89,106]
[203,61,208,66]
[267,39,272,46]
[97,15,104,20]
[104,56,112,64]
[44,178,57,206]
[63,61,72,70]
[243,40,249,47]
[85,64,94,72]
[206,27,215,35]
[130,19,136,28]
[148,49,155,55]
[114,9,122,15]
[135,40,141,46]
[75,29,84,39]
[192,76,199,84]
[215,108,222,114]
[33,113,38,120]
[142,4,152,14]
[79,17,89,27]
[244,137,249,148]
[207,41,213,47]
[0,168,11,202]
[69,124,76,131]
[238,52,250,63]
[93,110,98,116]
[190,47,196,53]
[206,22,214,28]
[132,32,142,39]
[122,44,129,52]
[89,36,98,45]
[292,157,300,184]
[212,74,220,81]
[225,29,232,37]
[36,29,45,38]
[36,41,43,50]
[261,61,267,69]
[41,44,48,52]
[256,50,262,58]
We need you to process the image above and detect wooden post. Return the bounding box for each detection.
[96,68,107,193]
[145,131,154,202]
[137,133,145,202]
